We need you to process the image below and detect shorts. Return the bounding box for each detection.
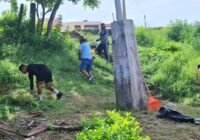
[36,69,53,83]
[80,59,93,72]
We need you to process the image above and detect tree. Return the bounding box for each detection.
[10,0,18,13]
[0,0,18,14]
[111,0,147,110]
[18,4,24,30]
[27,0,54,35]
[27,0,100,40]
[46,0,100,40]
[30,3,36,32]
[46,0,62,40]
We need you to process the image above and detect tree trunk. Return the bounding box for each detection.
[111,19,147,110]
[39,4,45,35]
[30,3,36,33]
[36,2,40,34]
[18,4,24,31]
[46,0,62,40]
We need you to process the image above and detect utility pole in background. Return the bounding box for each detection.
[112,12,115,21]
[111,0,147,110]
[144,15,147,28]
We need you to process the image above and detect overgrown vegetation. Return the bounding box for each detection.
[136,21,200,103]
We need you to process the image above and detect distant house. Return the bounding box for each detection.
[61,21,111,32]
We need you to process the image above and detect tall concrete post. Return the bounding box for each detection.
[111,19,147,110]
[114,0,123,20]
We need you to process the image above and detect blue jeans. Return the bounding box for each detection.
[80,59,93,72]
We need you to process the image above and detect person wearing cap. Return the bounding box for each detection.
[19,64,63,101]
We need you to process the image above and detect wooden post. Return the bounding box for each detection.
[111,20,147,110]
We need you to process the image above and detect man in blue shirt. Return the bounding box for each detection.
[79,37,93,83]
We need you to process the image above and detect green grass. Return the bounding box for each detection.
[0,34,116,139]
[0,27,200,139]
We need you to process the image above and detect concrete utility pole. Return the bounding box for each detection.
[114,0,123,20]
[122,0,126,19]
[111,0,147,110]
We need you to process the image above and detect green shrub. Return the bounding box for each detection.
[0,11,19,44]
[0,60,20,84]
[0,105,13,120]
[76,110,150,140]
[192,37,200,50]
[147,50,199,100]
[167,20,193,42]
[136,27,154,47]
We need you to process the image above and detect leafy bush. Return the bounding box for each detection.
[0,105,13,120]
[140,45,200,101]
[136,27,154,47]
[76,110,150,140]
[0,11,19,44]
[192,36,200,50]
[0,60,20,84]
[166,20,194,43]
[167,20,186,42]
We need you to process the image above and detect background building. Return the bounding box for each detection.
[61,21,111,31]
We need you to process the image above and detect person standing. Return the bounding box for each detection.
[96,23,109,61]
[19,64,63,101]
[79,37,93,83]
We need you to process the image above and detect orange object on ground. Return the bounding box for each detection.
[144,81,163,112]
[147,94,163,112]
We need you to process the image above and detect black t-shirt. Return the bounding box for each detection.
[27,64,52,90]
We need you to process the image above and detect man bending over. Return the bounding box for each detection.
[19,64,63,101]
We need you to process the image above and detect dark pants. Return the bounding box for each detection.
[96,43,108,61]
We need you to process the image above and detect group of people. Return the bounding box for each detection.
[18,23,109,101]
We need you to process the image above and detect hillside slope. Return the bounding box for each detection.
[0,34,200,140]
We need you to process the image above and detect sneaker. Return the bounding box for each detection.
[38,95,43,101]
[88,76,94,84]
[57,92,63,100]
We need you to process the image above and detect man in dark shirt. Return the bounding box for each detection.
[96,23,109,61]
[19,64,63,101]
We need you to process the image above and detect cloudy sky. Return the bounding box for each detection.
[0,0,200,27]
